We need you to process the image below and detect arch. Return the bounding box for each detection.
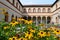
[56,17,58,23]
[5,12,9,22]
[47,16,51,24]
[11,14,14,21]
[28,8,31,13]
[16,2,18,8]
[33,8,36,13]
[13,0,15,5]
[23,8,26,13]
[42,8,46,13]
[48,8,51,13]
[22,16,27,20]
[16,16,17,21]
[38,16,41,24]
[28,16,31,21]
[56,4,58,9]
[42,16,46,24]
[38,8,41,13]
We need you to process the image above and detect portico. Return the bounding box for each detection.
[22,16,51,26]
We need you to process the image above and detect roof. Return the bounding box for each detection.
[23,4,52,7]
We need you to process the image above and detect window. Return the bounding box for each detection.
[42,8,46,13]
[33,8,36,13]
[19,6,20,11]
[24,9,26,13]
[16,2,18,8]
[38,8,41,13]
[16,16,17,21]
[48,8,51,13]
[11,15,14,21]
[56,17,58,23]
[5,12,8,22]
[28,8,31,13]
[13,0,14,5]
[56,4,57,9]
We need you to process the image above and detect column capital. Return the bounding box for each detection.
[45,16,48,18]
[31,16,33,17]
[40,16,43,17]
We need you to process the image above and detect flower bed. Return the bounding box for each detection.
[0,18,60,40]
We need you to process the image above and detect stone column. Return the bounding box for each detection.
[41,16,43,23]
[36,16,38,26]
[27,16,28,20]
[59,19,60,24]
[31,16,33,20]
[50,16,53,24]
[46,16,47,28]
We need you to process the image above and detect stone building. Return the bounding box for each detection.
[0,0,60,25]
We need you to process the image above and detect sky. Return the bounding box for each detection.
[20,0,56,5]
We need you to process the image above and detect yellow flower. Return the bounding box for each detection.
[47,28,51,30]
[25,20,33,24]
[54,35,57,38]
[25,32,33,39]
[50,27,57,31]
[39,23,45,26]
[9,36,17,40]
[17,18,24,21]
[38,31,46,38]
[18,38,27,40]
[46,32,50,36]
[12,36,17,40]
[8,38,13,40]
[24,20,28,24]
[53,30,60,35]
[10,21,18,26]
[4,26,8,29]
[15,21,19,24]
[29,28,35,33]
[12,18,16,20]
[28,26,32,29]
[29,20,33,24]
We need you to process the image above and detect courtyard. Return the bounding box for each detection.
[0,0,60,40]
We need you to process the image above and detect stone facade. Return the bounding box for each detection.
[0,0,60,25]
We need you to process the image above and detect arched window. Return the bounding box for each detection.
[33,8,36,13]
[16,16,17,21]
[48,8,51,13]
[56,4,57,9]
[5,12,8,22]
[56,17,58,23]
[13,0,14,5]
[16,2,18,8]
[42,8,46,13]
[24,9,26,13]
[11,14,14,21]
[28,8,31,13]
[38,8,41,13]
[19,6,20,11]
